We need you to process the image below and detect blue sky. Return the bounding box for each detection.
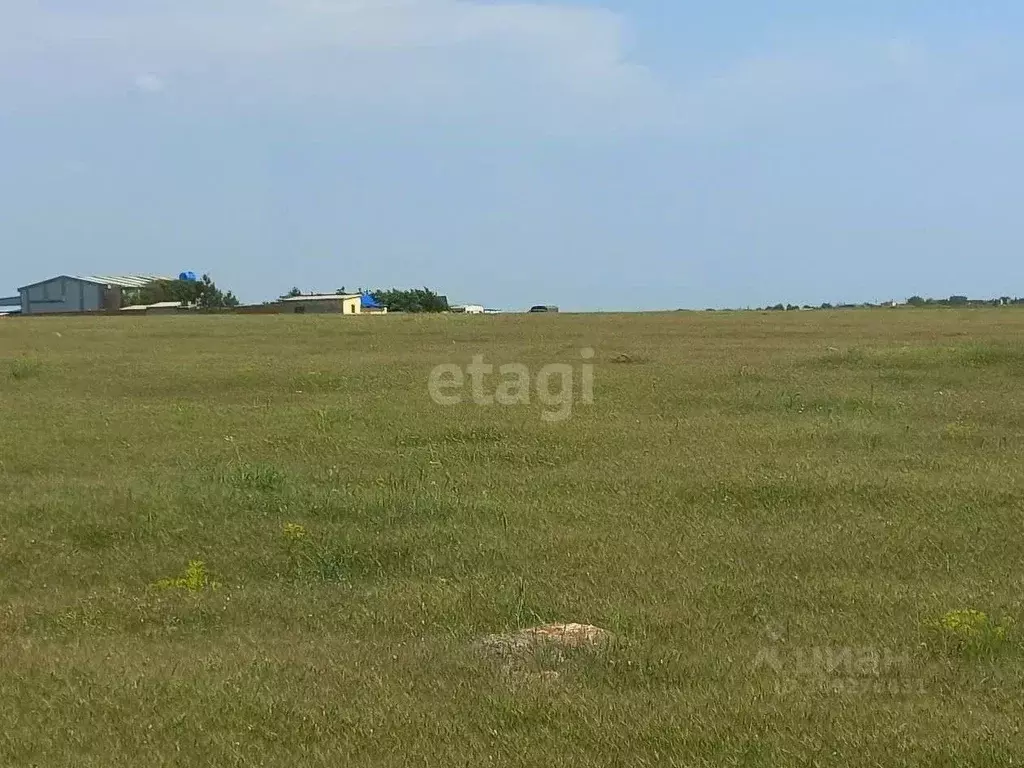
[2,1,1022,311]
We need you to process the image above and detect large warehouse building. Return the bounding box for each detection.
[15,275,171,315]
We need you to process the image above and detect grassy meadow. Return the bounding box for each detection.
[2,309,1024,766]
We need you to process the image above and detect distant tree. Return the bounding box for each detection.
[124,274,238,309]
[370,287,449,313]
[125,280,168,306]
[770,303,785,311]
[949,295,969,306]
[820,302,833,309]
[907,296,926,307]
[195,274,239,308]
[282,287,303,299]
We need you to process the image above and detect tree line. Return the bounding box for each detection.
[122,275,239,309]
[905,295,1024,308]
[752,295,1024,312]
[121,277,451,313]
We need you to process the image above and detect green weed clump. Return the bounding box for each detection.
[940,421,981,444]
[229,462,287,492]
[283,522,307,542]
[153,560,220,593]
[6,358,43,381]
[927,610,1015,657]
[279,522,347,583]
[282,522,308,577]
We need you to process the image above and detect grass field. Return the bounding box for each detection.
[2,310,1024,766]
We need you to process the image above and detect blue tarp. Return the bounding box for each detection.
[361,293,382,309]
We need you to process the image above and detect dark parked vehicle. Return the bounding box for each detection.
[529,305,559,313]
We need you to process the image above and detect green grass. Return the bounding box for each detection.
[2,309,1024,766]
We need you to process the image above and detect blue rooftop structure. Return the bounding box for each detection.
[361,293,382,309]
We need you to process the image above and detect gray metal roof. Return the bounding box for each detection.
[77,274,174,288]
[19,274,174,290]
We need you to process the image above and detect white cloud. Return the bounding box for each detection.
[133,74,165,93]
[1,0,669,132]
[2,4,1014,137]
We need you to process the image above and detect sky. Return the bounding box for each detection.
[2,1,1023,311]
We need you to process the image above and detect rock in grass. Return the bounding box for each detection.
[480,623,612,658]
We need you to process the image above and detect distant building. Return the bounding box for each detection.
[16,274,172,315]
[529,305,560,313]
[278,293,363,314]
[451,304,485,314]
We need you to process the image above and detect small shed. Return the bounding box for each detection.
[278,294,362,314]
